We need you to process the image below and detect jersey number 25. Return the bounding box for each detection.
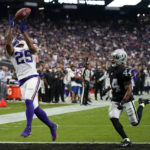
[15,50,33,65]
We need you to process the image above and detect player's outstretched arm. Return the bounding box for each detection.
[5,15,14,56]
[20,20,37,54]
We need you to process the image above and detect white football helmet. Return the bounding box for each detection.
[15,40,28,50]
[110,49,127,67]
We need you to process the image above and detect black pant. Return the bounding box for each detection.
[82,81,89,105]
[38,88,46,102]
[50,84,59,103]
[59,82,65,102]
[95,82,104,100]
[139,79,145,95]
[133,79,140,95]
[44,86,51,102]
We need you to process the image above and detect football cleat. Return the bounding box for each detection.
[138,98,150,106]
[50,123,58,141]
[119,139,132,147]
[20,127,31,137]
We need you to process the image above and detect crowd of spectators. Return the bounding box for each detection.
[1,15,150,68]
[0,15,150,102]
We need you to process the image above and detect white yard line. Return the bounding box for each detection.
[0,94,147,125]
[0,142,150,144]
[0,101,110,125]
[1,124,150,130]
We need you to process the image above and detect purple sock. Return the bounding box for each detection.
[34,106,53,127]
[25,99,34,128]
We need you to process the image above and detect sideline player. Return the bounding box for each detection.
[108,49,150,147]
[5,15,57,141]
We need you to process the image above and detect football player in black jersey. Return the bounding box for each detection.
[108,49,150,147]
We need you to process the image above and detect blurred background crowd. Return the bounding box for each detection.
[0,11,150,103]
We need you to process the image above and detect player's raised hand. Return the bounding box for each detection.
[20,19,27,33]
[9,14,14,28]
[20,19,37,54]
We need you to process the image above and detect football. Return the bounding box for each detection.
[15,8,31,20]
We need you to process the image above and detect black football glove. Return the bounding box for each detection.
[102,86,111,96]
[117,99,126,110]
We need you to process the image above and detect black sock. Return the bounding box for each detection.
[137,105,144,123]
[111,118,128,139]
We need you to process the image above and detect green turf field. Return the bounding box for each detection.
[0,102,150,142]
[0,102,73,115]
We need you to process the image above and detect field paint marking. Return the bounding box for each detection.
[0,142,150,144]
[0,94,146,125]
[1,124,150,129]
[0,101,110,125]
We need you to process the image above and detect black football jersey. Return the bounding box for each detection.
[108,65,133,102]
[94,71,104,83]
